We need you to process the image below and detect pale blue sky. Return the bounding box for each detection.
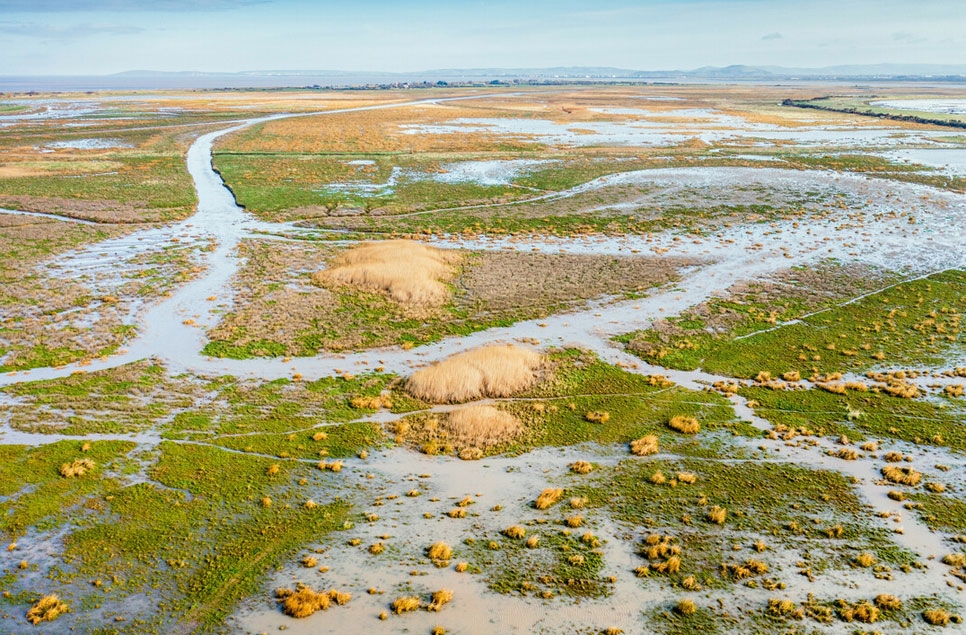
[1,0,963,75]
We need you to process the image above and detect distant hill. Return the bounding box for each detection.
[3,64,965,92]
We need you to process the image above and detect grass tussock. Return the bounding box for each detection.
[503,525,526,539]
[881,465,922,486]
[428,589,453,612]
[676,599,697,616]
[427,541,453,565]
[59,458,95,478]
[630,435,659,456]
[392,596,421,614]
[276,584,331,618]
[874,594,902,610]
[26,595,69,625]
[311,240,461,312]
[569,460,593,474]
[923,608,951,626]
[534,488,563,510]
[667,415,700,435]
[585,411,610,424]
[706,505,727,525]
[406,344,544,403]
[442,405,524,454]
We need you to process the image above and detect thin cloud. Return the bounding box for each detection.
[761,32,783,40]
[0,0,267,11]
[0,21,145,38]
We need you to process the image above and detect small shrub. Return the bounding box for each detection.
[427,542,452,565]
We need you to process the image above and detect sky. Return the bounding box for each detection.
[0,0,963,75]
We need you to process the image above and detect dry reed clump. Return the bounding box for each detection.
[585,411,611,424]
[503,525,526,539]
[428,589,453,612]
[839,600,879,624]
[675,599,697,616]
[942,553,966,567]
[854,552,876,567]
[26,595,69,625]
[427,542,453,566]
[59,458,95,478]
[766,598,802,619]
[534,488,563,510]
[923,608,956,626]
[569,460,593,474]
[329,589,352,606]
[706,505,727,525]
[441,405,524,455]
[834,447,859,460]
[667,415,700,435]
[276,584,331,618]
[406,345,544,403]
[392,596,421,614]
[874,594,902,610]
[630,435,659,456]
[881,465,922,486]
[311,240,462,313]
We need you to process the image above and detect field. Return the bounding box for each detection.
[1,83,965,634]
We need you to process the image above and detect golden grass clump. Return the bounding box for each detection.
[26,594,69,625]
[329,589,352,606]
[854,552,876,567]
[766,598,800,618]
[707,505,727,525]
[675,599,697,616]
[503,525,526,539]
[585,411,611,424]
[312,240,461,312]
[454,561,468,572]
[570,460,594,474]
[874,594,902,610]
[428,589,453,612]
[883,451,904,462]
[276,584,331,618]
[881,465,922,486]
[834,447,859,460]
[630,435,659,456]
[392,596,421,614]
[59,458,95,478]
[667,415,700,435]
[534,488,563,510]
[923,608,951,626]
[427,541,453,565]
[942,553,966,567]
[447,508,466,519]
[565,514,584,528]
[526,535,540,548]
[406,344,543,404]
[677,472,697,485]
[441,405,524,453]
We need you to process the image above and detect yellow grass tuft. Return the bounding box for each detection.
[447,508,466,519]
[454,562,468,572]
[428,589,453,612]
[881,465,922,486]
[442,405,524,453]
[406,344,544,403]
[311,240,462,312]
[565,514,584,528]
[675,599,697,616]
[707,506,727,525]
[677,472,697,485]
[942,553,966,567]
[585,411,610,424]
[569,460,594,474]
[276,583,331,618]
[525,535,540,548]
[630,435,659,456]
[392,596,421,614]
[854,552,876,567]
[427,541,453,565]
[26,594,68,625]
[874,594,902,610]
[503,525,526,539]
[59,458,95,478]
[328,589,352,606]
[667,415,700,434]
[923,608,951,626]
[534,488,563,510]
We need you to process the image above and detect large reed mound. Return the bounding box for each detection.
[311,240,461,311]
[406,344,544,403]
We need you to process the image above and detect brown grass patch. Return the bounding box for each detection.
[311,240,461,313]
[392,596,421,614]
[406,344,544,403]
[59,458,95,478]
[276,584,331,618]
[881,465,922,486]
[534,488,563,510]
